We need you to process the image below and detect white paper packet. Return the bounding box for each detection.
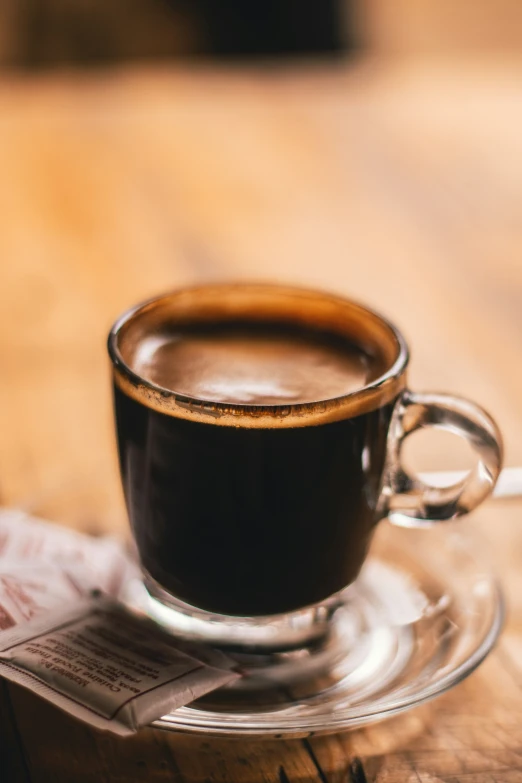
[0,596,239,735]
[0,563,88,630]
[0,509,134,598]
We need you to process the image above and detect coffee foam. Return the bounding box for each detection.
[131,326,373,406]
[110,285,408,427]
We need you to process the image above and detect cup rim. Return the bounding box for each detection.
[108,283,409,428]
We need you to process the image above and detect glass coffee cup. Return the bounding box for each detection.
[108,284,502,649]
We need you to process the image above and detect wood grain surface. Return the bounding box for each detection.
[1,59,522,781]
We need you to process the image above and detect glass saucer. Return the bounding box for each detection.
[145,522,502,738]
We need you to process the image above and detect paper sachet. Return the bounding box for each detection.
[0,508,135,598]
[0,596,239,735]
[0,562,88,630]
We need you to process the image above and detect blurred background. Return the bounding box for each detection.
[2,1,522,65]
[0,1,521,536]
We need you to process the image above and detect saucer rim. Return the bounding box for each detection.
[151,570,504,737]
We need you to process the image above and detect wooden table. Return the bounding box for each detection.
[1,58,522,782]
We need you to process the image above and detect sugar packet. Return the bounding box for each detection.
[0,596,239,735]
[0,563,87,630]
[0,509,135,598]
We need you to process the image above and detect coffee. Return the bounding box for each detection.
[110,285,502,645]
[114,318,395,616]
[131,322,374,404]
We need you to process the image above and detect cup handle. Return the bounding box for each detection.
[380,390,503,527]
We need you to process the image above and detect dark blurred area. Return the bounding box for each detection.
[0,0,355,68]
[2,0,522,69]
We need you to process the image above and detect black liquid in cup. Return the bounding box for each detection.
[110,287,406,617]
